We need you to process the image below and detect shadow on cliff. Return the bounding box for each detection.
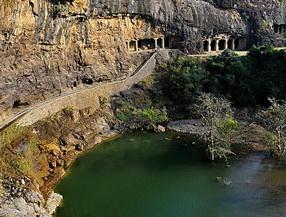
[47,0,74,5]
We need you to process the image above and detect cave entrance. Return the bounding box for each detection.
[157,38,163,48]
[228,39,233,50]
[274,25,279,34]
[138,39,155,50]
[12,100,29,108]
[274,24,286,34]
[129,41,137,52]
[203,41,209,52]
[211,40,216,51]
[165,38,170,48]
[282,25,286,33]
[219,40,226,50]
[235,39,240,50]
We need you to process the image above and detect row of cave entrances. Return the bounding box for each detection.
[202,38,242,52]
[126,37,246,53]
[274,24,286,34]
[127,38,167,52]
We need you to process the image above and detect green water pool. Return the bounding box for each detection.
[55,132,286,217]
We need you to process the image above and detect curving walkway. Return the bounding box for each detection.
[1,47,285,131]
[0,50,173,131]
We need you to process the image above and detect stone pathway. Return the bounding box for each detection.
[0,47,285,132]
[0,50,173,131]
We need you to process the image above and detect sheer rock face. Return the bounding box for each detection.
[0,0,285,118]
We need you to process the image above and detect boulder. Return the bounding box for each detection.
[157,125,166,132]
[45,192,63,215]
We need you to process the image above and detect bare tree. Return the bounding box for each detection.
[194,93,237,161]
[257,98,286,158]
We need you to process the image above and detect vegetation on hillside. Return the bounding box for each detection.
[162,46,286,108]
[0,125,49,184]
[161,46,286,160]
[0,46,285,184]
[113,76,169,130]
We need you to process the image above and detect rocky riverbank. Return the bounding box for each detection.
[0,96,165,217]
[0,46,176,217]
[0,176,62,217]
[0,103,122,216]
[0,83,271,217]
[167,119,208,135]
[167,119,269,154]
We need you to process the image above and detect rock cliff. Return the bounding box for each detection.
[0,0,285,121]
[0,2,286,215]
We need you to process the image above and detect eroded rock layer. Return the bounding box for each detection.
[0,0,285,117]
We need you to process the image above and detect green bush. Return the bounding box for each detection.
[215,115,238,144]
[115,101,168,129]
[133,107,168,125]
[162,57,207,105]
[264,131,278,151]
[52,1,69,17]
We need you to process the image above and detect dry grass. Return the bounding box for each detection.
[0,125,49,185]
[0,124,28,151]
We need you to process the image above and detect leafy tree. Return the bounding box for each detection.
[205,49,248,102]
[257,98,286,158]
[246,46,286,106]
[162,57,207,105]
[194,93,237,161]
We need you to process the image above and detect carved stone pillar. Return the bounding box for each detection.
[224,39,228,50]
[215,40,219,51]
[135,40,138,51]
[154,38,158,49]
[162,38,165,49]
[231,39,235,50]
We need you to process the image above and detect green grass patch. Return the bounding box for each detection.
[0,124,28,151]
[0,124,49,184]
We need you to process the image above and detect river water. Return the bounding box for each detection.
[55,132,286,217]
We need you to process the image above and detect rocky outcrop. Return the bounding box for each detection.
[0,176,62,217]
[0,0,159,120]
[0,188,61,217]
[45,192,63,215]
[0,49,174,130]
[0,0,285,123]
[0,105,118,216]
[167,119,208,135]
[0,46,176,217]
